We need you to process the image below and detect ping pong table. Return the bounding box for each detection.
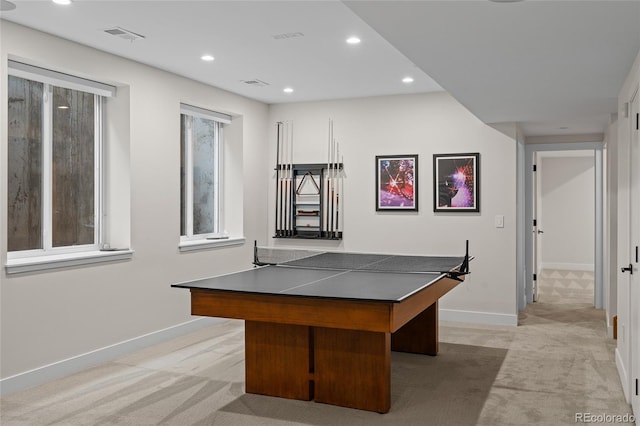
[172,242,470,413]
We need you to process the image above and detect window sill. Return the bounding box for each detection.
[5,249,134,275]
[179,236,245,252]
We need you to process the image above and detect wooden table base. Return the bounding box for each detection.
[244,302,438,413]
[188,276,463,413]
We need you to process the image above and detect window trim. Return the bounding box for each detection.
[8,60,116,97]
[180,104,230,242]
[178,236,245,252]
[181,103,231,124]
[7,66,107,258]
[5,249,134,275]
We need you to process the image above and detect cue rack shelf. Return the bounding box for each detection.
[274,163,343,240]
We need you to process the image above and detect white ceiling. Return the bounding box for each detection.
[345,0,640,137]
[0,1,442,102]
[1,0,639,137]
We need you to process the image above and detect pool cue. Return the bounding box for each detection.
[282,122,287,236]
[326,119,331,236]
[330,122,335,238]
[283,121,288,237]
[332,139,338,239]
[332,130,338,238]
[327,120,332,237]
[333,139,340,238]
[280,120,286,237]
[279,122,285,237]
[286,121,293,237]
[337,143,342,238]
[277,122,283,237]
[339,153,344,237]
[275,122,281,237]
[335,142,340,238]
[288,121,294,236]
[284,121,290,237]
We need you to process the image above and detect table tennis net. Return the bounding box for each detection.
[254,245,468,275]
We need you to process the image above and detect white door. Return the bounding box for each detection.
[629,91,639,417]
[533,153,540,302]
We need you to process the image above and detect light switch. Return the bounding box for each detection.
[495,215,504,228]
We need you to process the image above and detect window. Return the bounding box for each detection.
[180,104,231,240]
[7,61,115,258]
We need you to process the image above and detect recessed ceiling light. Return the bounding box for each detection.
[402,77,414,84]
[57,105,69,110]
[283,87,294,94]
[201,54,215,62]
[346,37,361,45]
[52,0,72,5]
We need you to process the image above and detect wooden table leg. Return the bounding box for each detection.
[244,321,311,400]
[391,300,439,355]
[314,327,391,413]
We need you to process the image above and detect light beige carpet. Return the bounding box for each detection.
[1,270,633,425]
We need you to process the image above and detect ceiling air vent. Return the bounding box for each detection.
[104,27,145,42]
[272,32,304,40]
[241,79,270,88]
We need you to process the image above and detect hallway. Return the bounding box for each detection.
[474,269,630,424]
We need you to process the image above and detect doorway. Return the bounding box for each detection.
[534,150,596,305]
[522,141,604,311]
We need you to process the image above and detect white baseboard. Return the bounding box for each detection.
[0,317,223,396]
[615,348,630,403]
[0,310,520,396]
[540,262,594,272]
[439,308,518,327]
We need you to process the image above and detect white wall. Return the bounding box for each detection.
[269,93,518,325]
[0,22,270,380]
[0,21,521,391]
[539,155,595,270]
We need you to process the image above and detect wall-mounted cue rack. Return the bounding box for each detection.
[274,163,344,239]
[274,120,344,240]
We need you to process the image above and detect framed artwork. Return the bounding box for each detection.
[433,153,479,212]
[375,155,418,211]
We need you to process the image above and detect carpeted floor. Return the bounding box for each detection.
[1,270,634,425]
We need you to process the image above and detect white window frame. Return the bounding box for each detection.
[6,61,115,262]
[179,104,231,243]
